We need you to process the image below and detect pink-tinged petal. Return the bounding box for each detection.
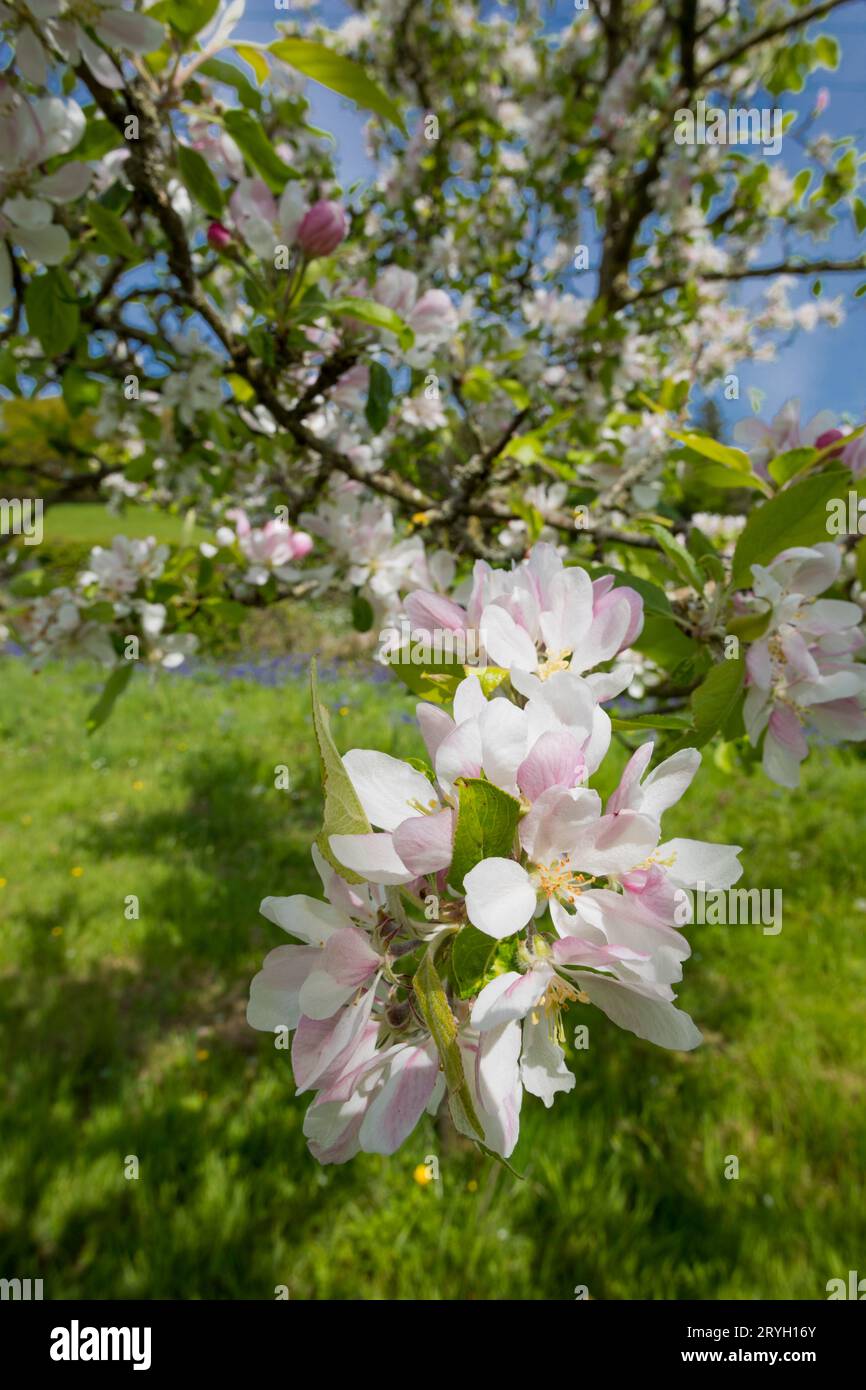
[358,1044,439,1154]
[746,640,773,690]
[479,698,530,794]
[464,858,536,939]
[621,864,684,925]
[80,30,125,86]
[247,944,320,1032]
[259,894,347,945]
[434,716,483,794]
[527,669,597,739]
[36,162,92,200]
[744,685,771,741]
[315,1021,383,1103]
[298,968,362,1022]
[578,974,703,1050]
[809,698,866,741]
[480,603,538,671]
[803,598,863,635]
[733,417,772,453]
[763,706,808,788]
[15,27,48,85]
[585,703,613,777]
[557,888,687,987]
[310,843,378,921]
[791,670,865,704]
[343,748,437,829]
[299,939,380,1024]
[573,594,632,671]
[592,580,644,648]
[292,986,375,1093]
[453,673,487,724]
[779,628,820,682]
[538,567,593,657]
[656,837,743,888]
[322,926,378,986]
[638,747,701,818]
[96,9,165,51]
[404,589,467,635]
[520,785,601,863]
[15,222,69,265]
[392,809,454,876]
[606,741,654,815]
[470,968,550,1031]
[577,810,660,876]
[230,176,278,227]
[329,832,413,885]
[517,729,586,802]
[416,701,454,762]
[304,1092,368,1165]
[476,1020,523,1158]
[551,933,649,970]
[585,664,634,702]
[520,1012,575,1107]
[770,542,840,596]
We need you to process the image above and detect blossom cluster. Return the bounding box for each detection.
[741,544,866,786]
[248,545,743,1163]
[14,535,197,669]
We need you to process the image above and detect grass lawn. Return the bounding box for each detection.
[1,655,864,1300]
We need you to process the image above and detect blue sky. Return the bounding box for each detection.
[237,0,865,431]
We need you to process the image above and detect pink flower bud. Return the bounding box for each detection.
[296,200,348,256]
[207,220,232,251]
[290,530,314,560]
[408,289,458,343]
[815,87,830,115]
[815,428,845,458]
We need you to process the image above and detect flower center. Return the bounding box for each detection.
[537,653,571,680]
[533,856,589,903]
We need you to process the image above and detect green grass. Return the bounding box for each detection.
[44,503,213,547]
[1,656,865,1300]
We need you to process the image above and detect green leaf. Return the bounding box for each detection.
[324,298,414,351]
[451,926,520,1000]
[86,663,134,734]
[386,646,464,705]
[610,712,694,732]
[234,43,270,84]
[87,202,139,260]
[473,1139,526,1180]
[638,522,706,592]
[689,656,745,748]
[365,359,393,434]
[413,945,484,1140]
[269,38,406,136]
[75,118,123,162]
[731,470,851,587]
[151,0,218,38]
[767,446,818,486]
[310,657,371,882]
[199,57,262,110]
[726,606,773,642]
[177,145,224,219]
[688,463,770,494]
[61,366,101,418]
[669,430,753,472]
[25,270,79,355]
[449,778,522,893]
[351,592,374,632]
[222,109,296,192]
